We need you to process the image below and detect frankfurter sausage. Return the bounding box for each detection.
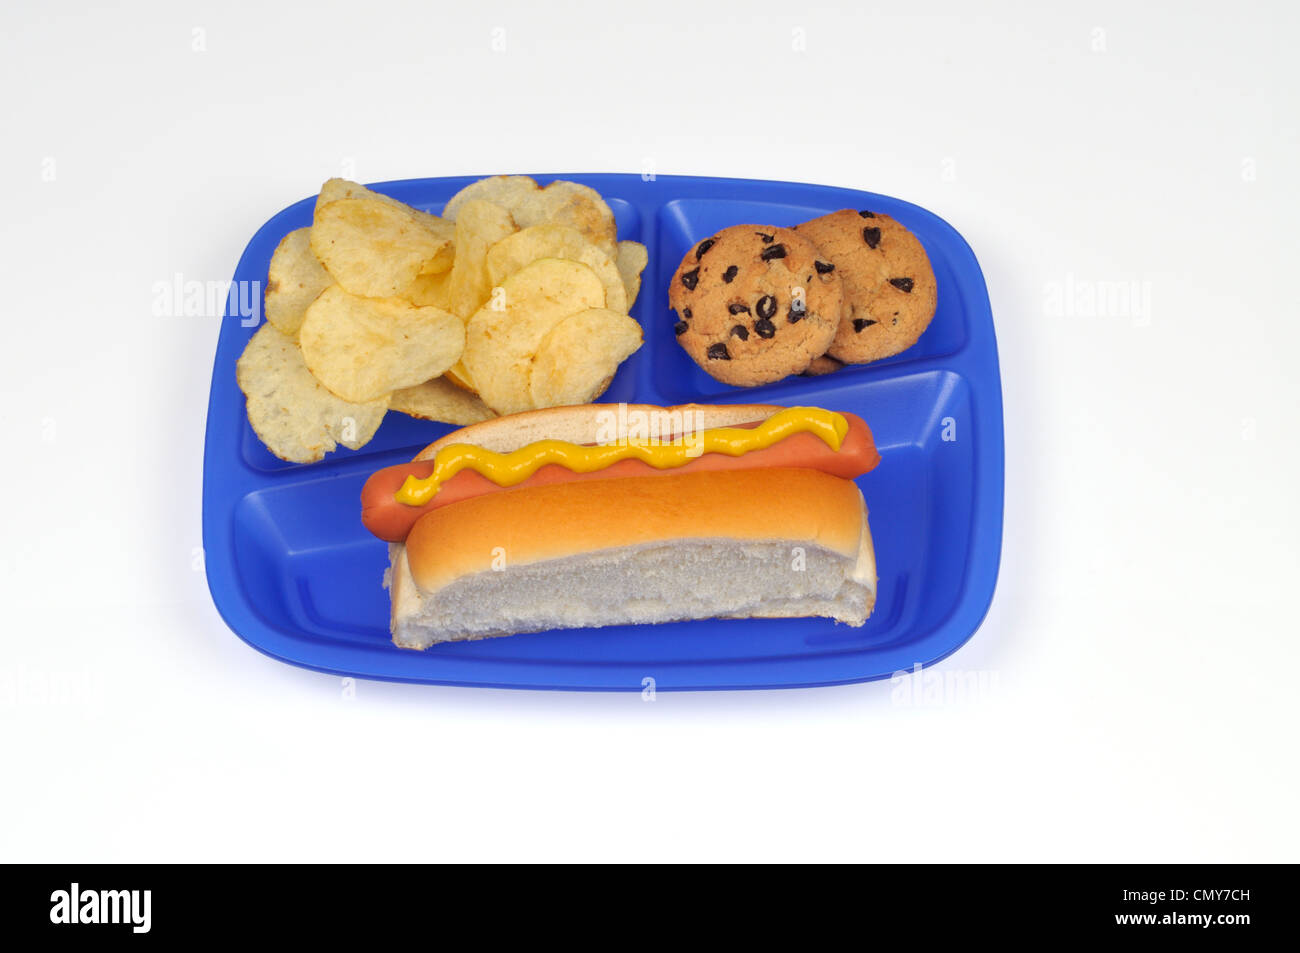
[361,408,879,543]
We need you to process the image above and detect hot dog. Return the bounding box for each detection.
[361,402,880,543]
[361,403,882,649]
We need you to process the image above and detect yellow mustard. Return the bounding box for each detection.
[394,406,849,507]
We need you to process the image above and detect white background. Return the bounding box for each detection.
[1,0,1296,862]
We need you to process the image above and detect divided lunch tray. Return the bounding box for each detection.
[203,174,1004,691]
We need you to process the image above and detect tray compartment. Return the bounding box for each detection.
[226,370,974,672]
[650,198,971,403]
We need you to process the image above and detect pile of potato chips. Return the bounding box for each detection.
[236,176,647,463]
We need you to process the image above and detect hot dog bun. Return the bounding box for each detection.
[361,403,880,542]
[388,468,876,648]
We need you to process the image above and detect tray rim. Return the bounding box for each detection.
[202,172,1004,692]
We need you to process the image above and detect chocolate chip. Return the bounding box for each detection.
[852,318,877,332]
[756,231,775,244]
[889,277,915,293]
[707,343,731,360]
[759,244,786,261]
[682,307,692,319]
[788,300,806,323]
[722,265,738,283]
[728,302,751,315]
[674,321,688,336]
[754,318,776,339]
[859,210,876,218]
[862,227,881,249]
[756,295,776,319]
[814,260,835,274]
[681,267,699,290]
[730,324,749,340]
[695,238,716,260]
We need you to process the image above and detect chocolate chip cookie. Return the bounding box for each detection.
[801,354,843,377]
[796,209,937,364]
[668,225,841,386]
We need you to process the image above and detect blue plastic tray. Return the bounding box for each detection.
[203,174,1004,691]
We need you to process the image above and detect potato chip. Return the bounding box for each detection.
[528,308,643,409]
[444,364,476,392]
[463,258,606,415]
[317,177,382,207]
[264,228,332,337]
[445,199,517,320]
[317,177,456,244]
[486,225,628,314]
[402,270,452,310]
[310,198,453,298]
[445,178,617,257]
[417,243,455,276]
[511,181,618,256]
[390,376,496,425]
[413,215,456,276]
[615,240,648,309]
[318,180,457,276]
[300,286,465,403]
[441,175,539,220]
[409,267,476,390]
[236,323,388,463]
